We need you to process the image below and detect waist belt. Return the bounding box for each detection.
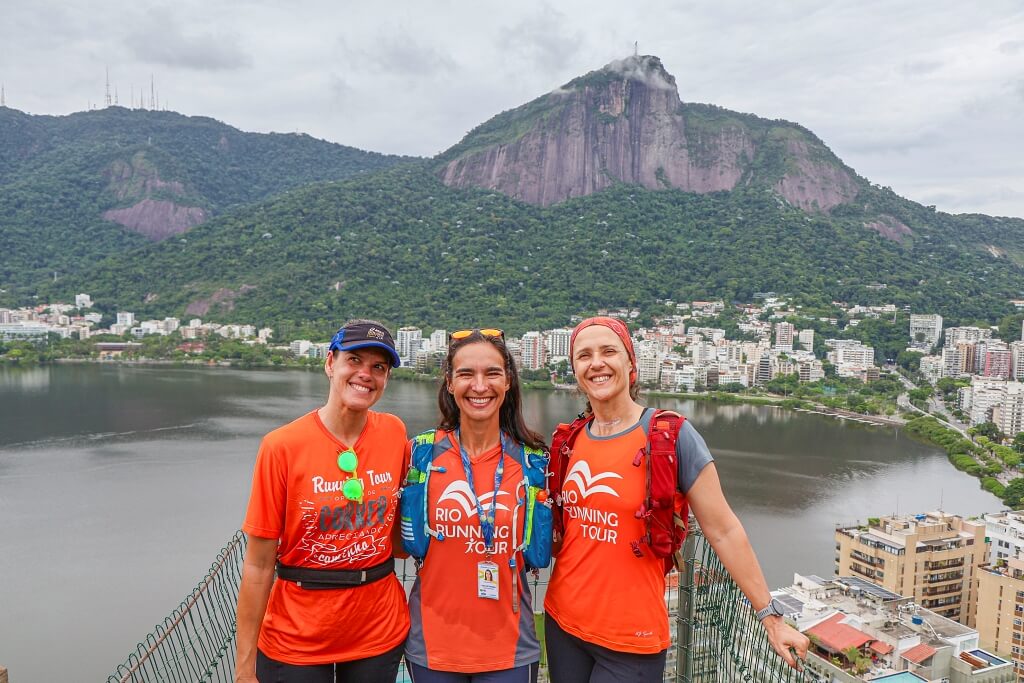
[276,557,395,590]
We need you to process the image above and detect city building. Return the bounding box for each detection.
[771,573,1012,683]
[919,355,944,384]
[636,342,662,385]
[992,383,1024,437]
[396,326,423,363]
[775,322,795,351]
[835,512,988,626]
[798,328,815,351]
[520,331,546,371]
[75,293,92,308]
[976,556,1024,679]
[909,314,943,349]
[984,342,1013,380]
[946,326,993,347]
[429,329,447,353]
[547,328,572,360]
[116,312,135,327]
[983,511,1024,564]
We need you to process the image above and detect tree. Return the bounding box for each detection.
[971,422,1003,441]
[1013,432,1024,454]
[1003,478,1024,509]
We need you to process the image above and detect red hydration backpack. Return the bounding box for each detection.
[549,409,689,573]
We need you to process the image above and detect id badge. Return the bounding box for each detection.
[477,561,499,600]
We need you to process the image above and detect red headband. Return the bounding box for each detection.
[569,316,638,385]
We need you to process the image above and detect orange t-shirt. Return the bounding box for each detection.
[242,410,410,665]
[405,432,540,672]
[544,422,670,654]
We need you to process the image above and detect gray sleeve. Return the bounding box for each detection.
[677,420,714,493]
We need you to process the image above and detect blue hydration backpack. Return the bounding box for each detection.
[400,429,552,570]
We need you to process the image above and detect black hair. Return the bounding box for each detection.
[437,332,546,451]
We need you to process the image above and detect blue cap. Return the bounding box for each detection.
[328,322,401,367]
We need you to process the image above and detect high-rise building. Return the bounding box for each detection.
[774,322,795,351]
[797,329,814,351]
[116,311,135,327]
[429,329,447,352]
[946,326,992,347]
[984,511,1024,564]
[636,342,661,385]
[835,512,988,626]
[984,342,1013,380]
[547,328,572,360]
[396,326,423,362]
[976,557,1024,678]
[992,383,1024,437]
[909,313,943,348]
[520,331,546,371]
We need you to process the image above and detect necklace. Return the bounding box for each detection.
[594,416,623,428]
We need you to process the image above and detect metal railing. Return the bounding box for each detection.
[107,526,807,683]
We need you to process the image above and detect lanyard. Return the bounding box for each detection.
[454,429,507,552]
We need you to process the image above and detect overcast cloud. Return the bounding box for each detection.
[1,0,1021,217]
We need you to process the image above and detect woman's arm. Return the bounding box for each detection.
[234,535,278,683]
[686,463,809,669]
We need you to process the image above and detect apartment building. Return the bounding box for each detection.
[775,321,795,351]
[835,512,988,626]
[947,326,994,346]
[910,313,943,349]
[985,511,1024,564]
[770,574,1011,683]
[976,557,1024,680]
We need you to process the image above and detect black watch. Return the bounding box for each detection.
[755,597,785,621]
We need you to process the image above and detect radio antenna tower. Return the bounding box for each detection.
[150,75,155,109]
[105,67,112,107]
[114,86,119,106]
[1,84,5,107]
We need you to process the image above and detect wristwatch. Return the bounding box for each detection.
[755,597,786,621]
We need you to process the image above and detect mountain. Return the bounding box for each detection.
[0,106,409,299]
[437,56,860,212]
[9,56,1024,340]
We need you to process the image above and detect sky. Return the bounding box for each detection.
[2,1,1023,217]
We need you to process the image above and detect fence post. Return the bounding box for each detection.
[676,525,698,683]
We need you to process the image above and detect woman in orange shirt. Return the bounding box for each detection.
[235,320,410,683]
[404,329,546,682]
[543,317,809,683]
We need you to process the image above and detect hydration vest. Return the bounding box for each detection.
[399,430,553,570]
[549,409,688,573]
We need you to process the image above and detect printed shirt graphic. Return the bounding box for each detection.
[405,433,540,672]
[545,413,705,655]
[243,410,410,665]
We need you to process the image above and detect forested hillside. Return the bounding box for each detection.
[0,106,409,302]
[50,163,1024,339]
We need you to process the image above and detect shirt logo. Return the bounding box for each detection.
[564,461,622,499]
[437,480,511,516]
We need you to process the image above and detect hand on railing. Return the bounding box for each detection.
[762,616,810,670]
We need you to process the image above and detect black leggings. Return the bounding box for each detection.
[544,614,667,683]
[256,641,405,683]
[406,660,538,682]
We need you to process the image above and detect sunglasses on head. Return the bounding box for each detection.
[449,328,504,341]
[336,448,363,502]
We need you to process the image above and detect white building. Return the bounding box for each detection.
[968,378,1010,426]
[75,293,92,308]
[290,340,312,357]
[636,342,662,385]
[774,322,795,351]
[798,328,815,351]
[919,355,944,384]
[547,328,572,360]
[992,383,1024,437]
[429,329,447,353]
[396,327,423,363]
[983,510,1024,564]
[520,331,546,371]
[116,312,135,327]
[946,326,992,347]
[909,313,943,349]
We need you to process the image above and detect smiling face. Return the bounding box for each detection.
[447,341,510,430]
[571,325,635,404]
[324,348,391,412]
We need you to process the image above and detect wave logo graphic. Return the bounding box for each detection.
[564,461,622,499]
[437,480,511,517]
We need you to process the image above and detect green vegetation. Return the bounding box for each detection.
[0,106,408,304]
[21,160,1021,346]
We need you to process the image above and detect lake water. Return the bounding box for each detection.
[0,364,1003,682]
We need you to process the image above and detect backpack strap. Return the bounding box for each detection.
[548,413,592,540]
[630,409,688,570]
[412,429,449,546]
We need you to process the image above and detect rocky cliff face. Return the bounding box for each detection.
[101,150,207,240]
[438,56,861,211]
